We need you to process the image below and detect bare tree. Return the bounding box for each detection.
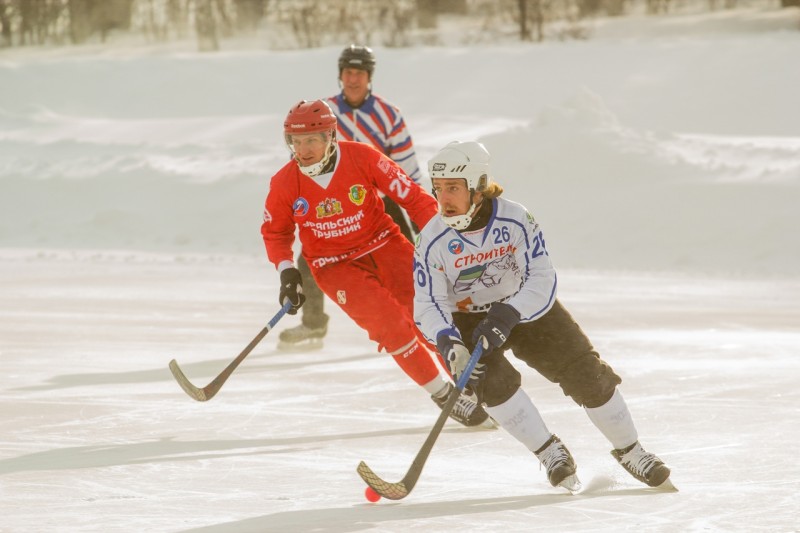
[383,0,414,46]
[233,0,267,32]
[577,0,602,16]
[288,0,322,48]
[67,0,133,44]
[0,0,12,46]
[603,0,626,16]
[0,0,794,50]
[646,0,671,14]
[167,0,189,38]
[194,0,219,50]
[415,0,436,29]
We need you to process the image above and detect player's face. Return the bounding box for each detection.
[289,132,329,166]
[340,67,370,107]
[432,178,472,217]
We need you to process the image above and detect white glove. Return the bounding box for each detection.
[437,334,485,386]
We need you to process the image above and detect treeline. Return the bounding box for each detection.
[0,0,795,51]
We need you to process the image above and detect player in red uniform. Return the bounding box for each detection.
[279,45,419,351]
[260,99,491,427]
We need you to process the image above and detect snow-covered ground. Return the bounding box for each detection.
[1,5,799,532]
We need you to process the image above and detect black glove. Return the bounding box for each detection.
[437,333,486,387]
[472,302,520,350]
[279,267,305,315]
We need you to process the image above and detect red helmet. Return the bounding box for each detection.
[284,99,337,135]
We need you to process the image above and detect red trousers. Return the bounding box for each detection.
[311,234,442,386]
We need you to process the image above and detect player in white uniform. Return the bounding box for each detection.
[414,141,672,490]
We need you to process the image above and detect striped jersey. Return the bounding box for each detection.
[261,141,437,270]
[413,197,558,343]
[326,92,422,183]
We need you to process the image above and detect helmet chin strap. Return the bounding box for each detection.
[442,200,480,230]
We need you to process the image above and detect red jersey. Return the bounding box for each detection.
[261,141,437,269]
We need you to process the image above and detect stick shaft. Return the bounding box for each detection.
[169,301,292,401]
[357,342,485,499]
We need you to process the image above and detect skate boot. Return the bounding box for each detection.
[611,441,671,488]
[431,383,495,429]
[277,323,327,351]
[535,434,581,491]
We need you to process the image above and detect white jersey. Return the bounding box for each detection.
[413,197,557,343]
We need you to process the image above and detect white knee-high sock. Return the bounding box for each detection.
[485,388,552,453]
[584,388,639,450]
[425,377,452,397]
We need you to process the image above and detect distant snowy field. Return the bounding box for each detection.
[1,6,799,274]
[1,5,799,532]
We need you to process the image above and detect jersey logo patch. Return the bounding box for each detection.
[316,198,343,218]
[453,253,518,294]
[337,290,346,304]
[263,208,272,223]
[348,185,367,206]
[293,198,309,217]
[447,238,465,255]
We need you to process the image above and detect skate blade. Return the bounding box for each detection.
[459,417,498,430]
[656,477,678,491]
[558,474,582,493]
[276,338,324,352]
[476,416,499,430]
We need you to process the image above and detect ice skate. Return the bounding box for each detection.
[535,434,581,492]
[277,323,326,351]
[611,441,672,488]
[431,383,495,429]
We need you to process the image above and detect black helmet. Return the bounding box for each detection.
[338,45,376,76]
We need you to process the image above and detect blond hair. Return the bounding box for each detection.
[481,181,504,199]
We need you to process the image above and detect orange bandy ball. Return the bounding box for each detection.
[364,486,381,502]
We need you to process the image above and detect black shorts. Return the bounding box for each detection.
[452,299,621,408]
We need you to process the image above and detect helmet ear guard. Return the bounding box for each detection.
[474,173,488,192]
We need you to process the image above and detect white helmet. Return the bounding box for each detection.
[428,141,490,192]
[428,141,490,230]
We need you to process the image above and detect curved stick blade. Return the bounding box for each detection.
[168,359,209,401]
[357,461,409,500]
[355,344,484,500]
[167,302,292,403]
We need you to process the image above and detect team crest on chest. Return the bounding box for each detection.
[293,198,309,217]
[316,198,343,218]
[348,185,367,206]
[447,238,465,255]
